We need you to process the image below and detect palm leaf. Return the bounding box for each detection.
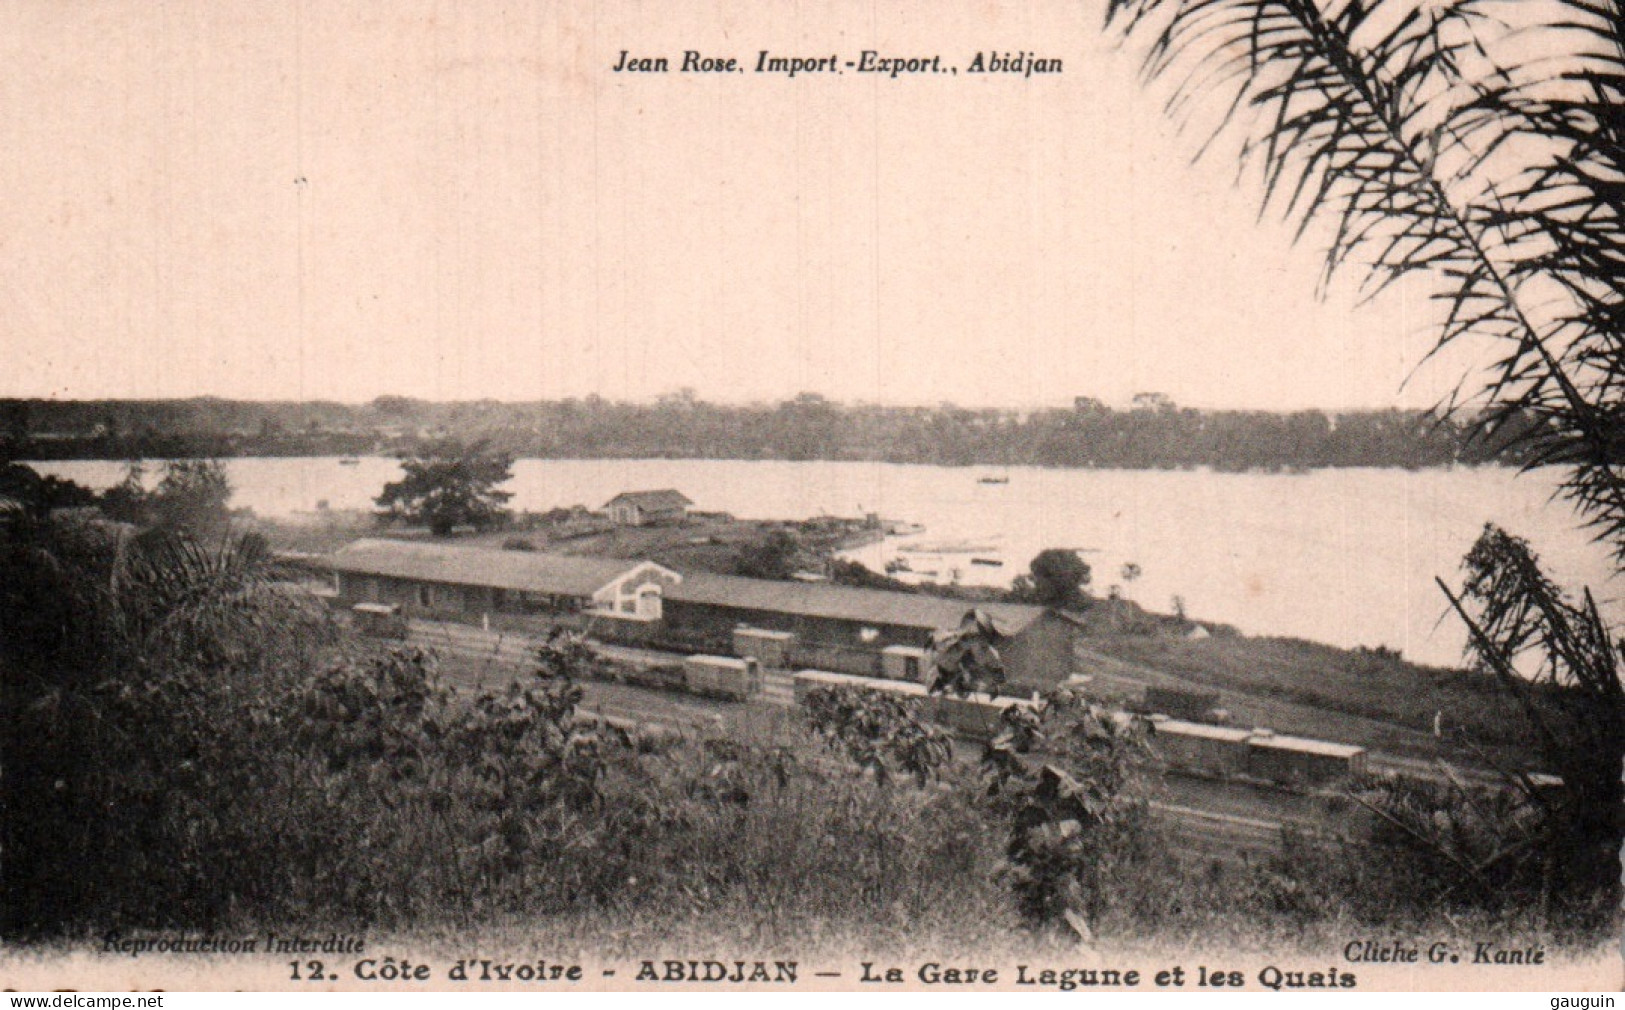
[1108,0,1625,562]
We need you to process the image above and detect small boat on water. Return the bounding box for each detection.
[970,557,1003,567]
[977,475,1009,485]
[338,458,361,466]
[885,557,945,580]
[900,539,1000,554]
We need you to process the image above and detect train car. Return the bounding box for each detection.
[1246,730,1367,784]
[682,654,762,701]
[790,671,1375,786]
[792,669,1032,739]
[1149,718,1252,776]
[791,669,929,705]
[928,692,1039,738]
[733,625,796,669]
[613,659,687,693]
[880,645,928,681]
[351,601,408,639]
[1143,685,1224,722]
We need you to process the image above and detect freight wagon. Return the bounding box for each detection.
[732,626,796,669]
[610,659,688,693]
[930,692,1040,738]
[1147,717,1253,776]
[790,670,1035,740]
[792,669,930,705]
[793,674,1369,785]
[682,655,763,702]
[1142,685,1227,723]
[1245,730,1368,784]
[880,645,928,681]
[1148,719,1367,785]
[351,601,409,639]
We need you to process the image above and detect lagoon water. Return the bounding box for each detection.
[35,456,1619,669]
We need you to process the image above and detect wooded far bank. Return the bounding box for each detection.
[1,393,1557,470]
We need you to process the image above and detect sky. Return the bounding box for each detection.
[0,0,1484,411]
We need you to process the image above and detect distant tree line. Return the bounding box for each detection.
[0,391,1558,470]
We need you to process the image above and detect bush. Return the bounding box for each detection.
[4,518,1612,947]
[829,559,914,592]
[1009,549,1092,609]
[803,685,953,787]
[1,523,339,932]
[979,691,1157,933]
[733,530,800,580]
[1,527,1011,936]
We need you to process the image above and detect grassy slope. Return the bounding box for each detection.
[1078,631,1544,768]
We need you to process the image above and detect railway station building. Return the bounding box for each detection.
[320,538,1076,691]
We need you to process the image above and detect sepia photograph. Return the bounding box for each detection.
[1,0,1621,993]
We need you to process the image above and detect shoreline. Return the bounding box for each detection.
[23,451,1528,477]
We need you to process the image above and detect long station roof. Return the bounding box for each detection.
[326,538,652,598]
[324,538,1045,634]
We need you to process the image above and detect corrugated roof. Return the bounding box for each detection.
[603,489,693,510]
[323,538,1046,634]
[736,627,796,641]
[325,539,646,597]
[794,670,931,697]
[1157,719,1253,743]
[1250,734,1366,758]
[685,655,751,671]
[671,570,1044,633]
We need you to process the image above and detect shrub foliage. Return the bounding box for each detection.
[1,514,1613,945]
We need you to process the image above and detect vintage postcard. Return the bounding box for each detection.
[2,0,1622,995]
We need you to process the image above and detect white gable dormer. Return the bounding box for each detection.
[590,561,682,621]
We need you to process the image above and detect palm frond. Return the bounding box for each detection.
[106,531,330,674]
[1109,0,1625,561]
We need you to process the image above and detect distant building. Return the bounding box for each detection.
[602,489,694,527]
[320,538,1075,690]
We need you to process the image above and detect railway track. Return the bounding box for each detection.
[400,619,1424,861]
[1152,802,1285,863]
